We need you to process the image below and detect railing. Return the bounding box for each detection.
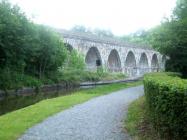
[124,67,161,77]
[85,65,161,77]
[58,30,153,50]
[108,67,122,73]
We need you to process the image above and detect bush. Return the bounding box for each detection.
[0,68,42,91]
[57,68,84,83]
[165,72,182,77]
[82,71,101,82]
[143,72,187,139]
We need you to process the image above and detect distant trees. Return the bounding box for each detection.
[93,28,114,37]
[121,30,150,45]
[71,25,88,33]
[71,25,114,37]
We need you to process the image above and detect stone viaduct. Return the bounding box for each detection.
[59,30,166,77]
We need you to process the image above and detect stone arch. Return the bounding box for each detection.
[151,54,159,72]
[125,51,137,77]
[107,49,122,72]
[139,53,149,75]
[64,43,73,52]
[85,47,102,71]
[161,55,166,70]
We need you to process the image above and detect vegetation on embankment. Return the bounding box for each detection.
[125,72,187,140]
[0,81,142,140]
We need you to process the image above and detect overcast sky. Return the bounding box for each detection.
[10,0,176,36]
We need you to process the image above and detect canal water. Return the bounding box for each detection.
[0,85,96,116]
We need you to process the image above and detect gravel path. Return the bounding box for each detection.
[19,85,144,140]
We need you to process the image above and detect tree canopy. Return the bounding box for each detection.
[149,0,187,77]
[0,0,85,90]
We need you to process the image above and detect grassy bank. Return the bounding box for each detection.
[125,96,159,140]
[0,81,142,140]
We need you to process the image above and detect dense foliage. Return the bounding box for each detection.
[149,0,187,77]
[144,72,187,139]
[0,0,70,90]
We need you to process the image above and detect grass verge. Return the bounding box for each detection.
[125,96,159,140]
[0,81,142,140]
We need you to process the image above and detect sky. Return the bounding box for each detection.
[10,0,177,36]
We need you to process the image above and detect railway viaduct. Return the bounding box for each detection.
[59,30,166,77]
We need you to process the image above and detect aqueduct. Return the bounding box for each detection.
[60,30,166,77]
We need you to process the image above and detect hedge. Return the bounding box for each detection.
[144,72,187,140]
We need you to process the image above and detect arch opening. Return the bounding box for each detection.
[139,53,149,75]
[151,54,159,72]
[161,55,166,71]
[85,47,102,71]
[125,51,137,77]
[64,43,73,52]
[107,49,121,72]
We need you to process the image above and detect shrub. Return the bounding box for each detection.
[0,68,42,91]
[57,68,84,83]
[143,72,187,139]
[82,71,100,82]
[165,72,182,77]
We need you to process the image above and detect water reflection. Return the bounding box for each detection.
[0,88,76,115]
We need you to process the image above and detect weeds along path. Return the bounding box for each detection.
[19,86,144,140]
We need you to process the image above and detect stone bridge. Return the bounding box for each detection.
[59,30,166,77]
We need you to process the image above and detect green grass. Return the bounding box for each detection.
[0,81,142,140]
[101,72,127,81]
[125,96,159,140]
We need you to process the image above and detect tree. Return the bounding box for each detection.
[121,30,150,45]
[25,25,67,78]
[0,0,69,89]
[71,25,87,32]
[149,0,187,77]
[0,0,32,71]
[71,25,114,37]
[93,28,114,37]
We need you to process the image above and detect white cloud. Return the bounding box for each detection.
[10,0,176,35]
